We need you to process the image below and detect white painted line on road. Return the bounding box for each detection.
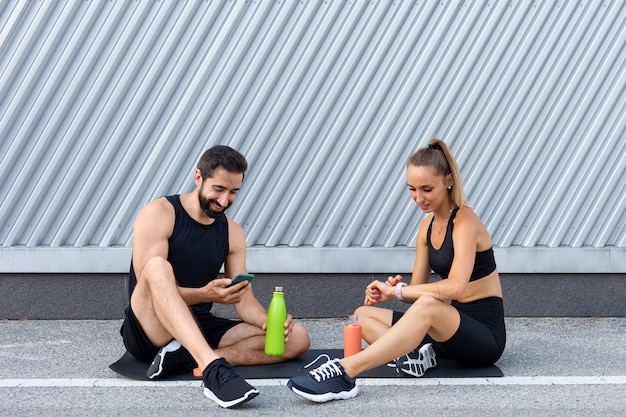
[1,376,625,388]
[356,376,626,386]
[0,379,202,388]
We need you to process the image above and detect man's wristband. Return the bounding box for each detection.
[395,282,408,300]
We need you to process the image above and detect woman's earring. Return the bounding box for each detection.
[448,184,453,190]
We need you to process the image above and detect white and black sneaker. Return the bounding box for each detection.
[146,340,195,380]
[387,343,437,377]
[202,358,259,408]
[287,355,358,403]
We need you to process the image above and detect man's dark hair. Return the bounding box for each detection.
[197,145,248,180]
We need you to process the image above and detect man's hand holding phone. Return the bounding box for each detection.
[226,273,255,288]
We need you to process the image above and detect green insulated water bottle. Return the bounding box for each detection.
[265,286,286,356]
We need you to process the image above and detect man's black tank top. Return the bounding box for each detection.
[128,195,229,314]
[427,208,496,281]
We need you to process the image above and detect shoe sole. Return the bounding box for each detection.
[146,340,182,380]
[288,384,358,403]
[399,343,437,377]
[203,387,259,408]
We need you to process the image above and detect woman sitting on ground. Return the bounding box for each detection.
[287,138,506,402]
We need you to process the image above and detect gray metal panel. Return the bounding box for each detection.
[0,1,624,273]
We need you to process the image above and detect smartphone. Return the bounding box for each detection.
[227,273,255,288]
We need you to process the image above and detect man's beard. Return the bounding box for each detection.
[198,193,230,218]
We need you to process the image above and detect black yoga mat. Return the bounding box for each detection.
[109,349,502,380]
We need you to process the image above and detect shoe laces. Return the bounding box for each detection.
[387,350,419,372]
[204,360,238,387]
[304,354,344,382]
[303,353,332,369]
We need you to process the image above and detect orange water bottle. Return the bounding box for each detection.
[343,314,362,357]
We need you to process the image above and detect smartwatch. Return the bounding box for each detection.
[395,282,408,300]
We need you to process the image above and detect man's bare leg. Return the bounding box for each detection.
[132,257,309,368]
[131,256,219,370]
[215,322,310,365]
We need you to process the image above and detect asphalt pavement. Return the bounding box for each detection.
[1,317,625,416]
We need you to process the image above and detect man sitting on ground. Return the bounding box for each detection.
[119,145,310,408]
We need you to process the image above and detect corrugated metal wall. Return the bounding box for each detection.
[0,1,624,273]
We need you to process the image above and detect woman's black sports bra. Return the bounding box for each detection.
[427,208,496,281]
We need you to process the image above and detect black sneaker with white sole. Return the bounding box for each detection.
[287,356,358,403]
[202,358,259,408]
[146,340,195,380]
